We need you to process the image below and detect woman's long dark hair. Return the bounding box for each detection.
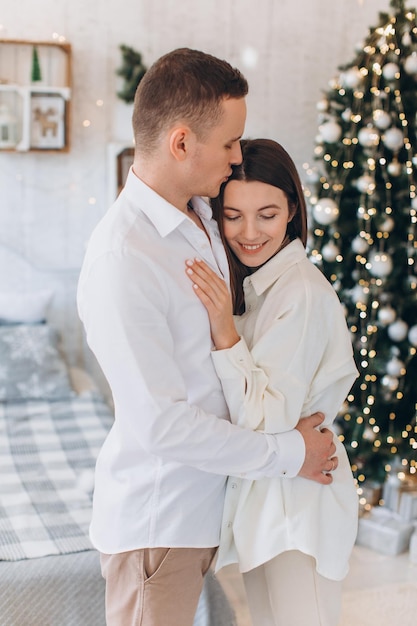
[211,138,308,314]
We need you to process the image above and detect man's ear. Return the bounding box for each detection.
[169,126,195,161]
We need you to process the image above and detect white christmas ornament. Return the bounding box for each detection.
[379,216,395,232]
[382,127,404,152]
[408,325,417,346]
[404,53,417,75]
[402,31,412,47]
[312,198,339,225]
[340,67,362,89]
[386,356,405,377]
[351,284,368,304]
[356,175,375,193]
[382,62,400,81]
[388,319,409,342]
[378,305,396,326]
[316,99,328,112]
[352,235,369,254]
[358,126,379,147]
[381,375,399,391]
[387,160,402,176]
[373,109,391,130]
[367,251,393,277]
[342,108,352,122]
[319,121,342,143]
[321,241,340,262]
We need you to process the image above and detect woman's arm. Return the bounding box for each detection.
[186,258,357,435]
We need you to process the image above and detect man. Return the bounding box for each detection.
[77,48,337,626]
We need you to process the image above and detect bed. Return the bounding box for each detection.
[0,245,236,626]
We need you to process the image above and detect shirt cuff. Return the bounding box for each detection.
[211,338,251,379]
[264,428,306,478]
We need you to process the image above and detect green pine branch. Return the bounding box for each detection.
[116,44,147,103]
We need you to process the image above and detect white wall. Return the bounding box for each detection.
[0,0,390,369]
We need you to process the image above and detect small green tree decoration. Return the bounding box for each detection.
[31,46,42,82]
[116,44,147,103]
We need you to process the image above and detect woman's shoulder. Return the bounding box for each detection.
[277,253,337,298]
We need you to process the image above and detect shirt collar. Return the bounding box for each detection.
[246,239,307,296]
[123,167,213,237]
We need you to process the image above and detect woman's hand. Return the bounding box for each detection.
[185,258,240,350]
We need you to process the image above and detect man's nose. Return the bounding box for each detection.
[230,142,242,165]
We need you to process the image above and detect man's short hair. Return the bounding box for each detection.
[132,48,248,156]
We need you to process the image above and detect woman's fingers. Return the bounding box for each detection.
[185,259,227,304]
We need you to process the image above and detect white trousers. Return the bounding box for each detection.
[242,550,342,626]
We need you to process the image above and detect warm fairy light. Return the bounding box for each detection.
[83,120,91,127]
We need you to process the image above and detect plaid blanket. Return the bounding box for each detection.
[0,392,113,561]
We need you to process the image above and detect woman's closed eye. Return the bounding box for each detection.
[223,212,278,221]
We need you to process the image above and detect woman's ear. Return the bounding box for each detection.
[169,126,194,161]
[288,201,297,223]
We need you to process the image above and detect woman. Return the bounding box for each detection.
[185,139,359,626]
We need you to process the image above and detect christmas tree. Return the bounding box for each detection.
[304,0,417,488]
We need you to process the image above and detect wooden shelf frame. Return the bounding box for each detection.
[0,38,72,152]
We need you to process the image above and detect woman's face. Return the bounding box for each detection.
[222,179,292,268]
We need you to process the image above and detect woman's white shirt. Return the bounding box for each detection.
[212,238,359,580]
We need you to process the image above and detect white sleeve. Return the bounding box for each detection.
[78,252,305,480]
[211,280,357,438]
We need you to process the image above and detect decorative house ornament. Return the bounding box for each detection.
[0,39,71,152]
[0,103,17,148]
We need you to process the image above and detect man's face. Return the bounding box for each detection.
[190,97,246,198]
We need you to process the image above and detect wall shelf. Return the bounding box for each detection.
[0,39,72,152]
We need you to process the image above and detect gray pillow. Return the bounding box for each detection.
[0,324,74,401]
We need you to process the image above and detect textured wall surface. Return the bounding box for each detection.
[0,0,391,370]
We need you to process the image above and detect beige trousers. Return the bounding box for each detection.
[100,546,217,626]
[242,550,343,626]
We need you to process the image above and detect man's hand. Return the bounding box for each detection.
[296,413,338,484]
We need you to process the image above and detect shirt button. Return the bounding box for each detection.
[282,470,287,476]
[227,522,232,528]
[231,482,237,489]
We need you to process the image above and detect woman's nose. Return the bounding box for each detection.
[241,220,260,239]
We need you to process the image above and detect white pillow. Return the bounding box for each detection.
[0,290,53,323]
